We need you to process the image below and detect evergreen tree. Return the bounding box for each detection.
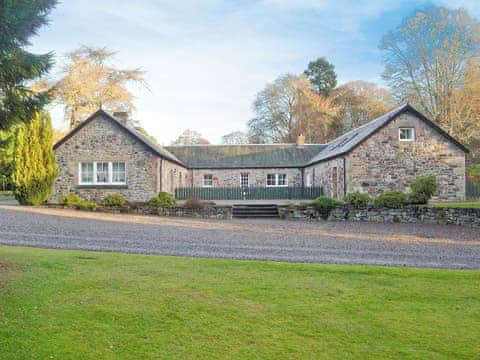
[13,112,57,205]
[0,0,57,129]
[304,57,337,95]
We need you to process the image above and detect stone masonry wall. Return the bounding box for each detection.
[304,157,345,199]
[52,114,160,203]
[190,168,303,187]
[346,112,466,201]
[158,205,232,219]
[160,158,189,195]
[278,205,480,227]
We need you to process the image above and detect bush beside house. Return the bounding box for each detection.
[13,112,57,205]
[102,193,127,207]
[149,192,175,207]
[345,192,371,208]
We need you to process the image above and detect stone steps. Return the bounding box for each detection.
[232,204,279,218]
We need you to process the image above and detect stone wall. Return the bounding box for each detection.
[346,112,466,201]
[278,205,480,227]
[304,157,345,199]
[189,168,303,187]
[52,114,160,203]
[158,206,232,219]
[48,203,232,219]
[160,158,189,195]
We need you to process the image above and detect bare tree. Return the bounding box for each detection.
[449,60,480,156]
[333,81,392,133]
[379,6,480,131]
[221,131,249,145]
[247,74,337,144]
[172,129,210,145]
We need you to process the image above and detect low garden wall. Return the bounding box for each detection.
[48,203,233,220]
[278,205,480,227]
[157,206,232,219]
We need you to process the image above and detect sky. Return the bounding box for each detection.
[29,0,480,145]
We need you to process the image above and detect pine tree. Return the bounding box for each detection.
[13,112,57,205]
[0,0,57,129]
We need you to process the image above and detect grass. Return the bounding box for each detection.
[430,201,480,208]
[0,246,479,359]
[0,191,13,201]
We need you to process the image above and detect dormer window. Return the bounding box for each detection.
[399,127,415,141]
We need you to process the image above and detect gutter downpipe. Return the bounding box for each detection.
[343,156,347,198]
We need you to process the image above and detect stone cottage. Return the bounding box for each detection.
[52,104,468,203]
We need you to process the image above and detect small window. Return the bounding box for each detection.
[399,127,415,141]
[203,174,213,187]
[80,162,94,184]
[266,173,288,187]
[306,173,312,187]
[96,162,109,183]
[267,174,276,186]
[112,162,126,183]
[240,173,249,188]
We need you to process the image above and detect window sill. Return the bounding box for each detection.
[76,185,128,189]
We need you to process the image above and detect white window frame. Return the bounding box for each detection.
[78,161,127,185]
[111,161,126,184]
[399,127,415,142]
[240,173,249,188]
[203,174,213,187]
[306,173,312,187]
[266,173,288,187]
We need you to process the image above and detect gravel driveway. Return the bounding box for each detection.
[0,205,479,269]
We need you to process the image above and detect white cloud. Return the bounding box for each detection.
[33,0,420,144]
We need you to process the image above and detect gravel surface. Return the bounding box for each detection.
[0,205,479,269]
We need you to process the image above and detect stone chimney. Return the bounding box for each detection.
[113,111,129,125]
[296,134,305,148]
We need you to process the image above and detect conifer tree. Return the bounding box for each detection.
[13,112,57,205]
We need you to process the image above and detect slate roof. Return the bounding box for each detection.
[54,104,468,170]
[306,103,469,165]
[53,110,185,166]
[165,144,326,168]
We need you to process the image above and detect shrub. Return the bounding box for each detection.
[150,192,175,207]
[60,193,84,207]
[184,198,202,209]
[466,164,480,181]
[13,113,57,205]
[61,193,98,211]
[345,191,371,208]
[311,196,342,219]
[102,193,127,207]
[374,191,406,208]
[76,200,98,211]
[409,176,437,204]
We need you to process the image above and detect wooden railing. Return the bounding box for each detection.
[175,186,324,200]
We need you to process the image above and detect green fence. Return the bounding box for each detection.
[466,179,480,199]
[175,186,324,200]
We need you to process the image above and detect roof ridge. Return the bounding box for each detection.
[54,109,186,167]
[166,143,326,147]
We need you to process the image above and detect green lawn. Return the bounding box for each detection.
[430,201,480,208]
[0,247,479,359]
[0,191,13,201]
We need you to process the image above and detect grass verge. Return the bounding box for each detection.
[0,191,13,201]
[430,201,480,208]
[0,246,479,359]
